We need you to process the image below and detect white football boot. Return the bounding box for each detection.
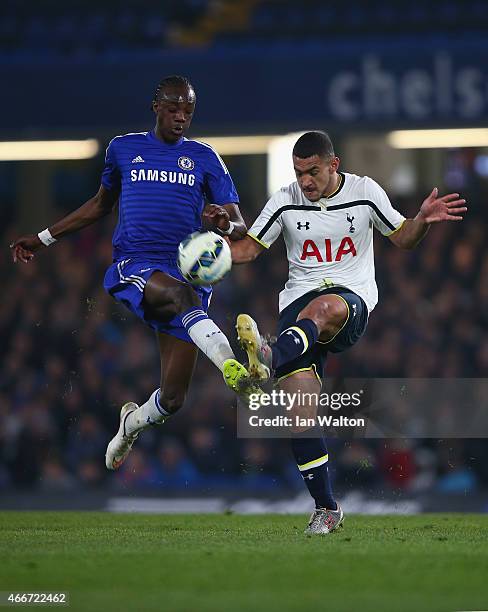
[305,505,345,535]
[105,402,140,471]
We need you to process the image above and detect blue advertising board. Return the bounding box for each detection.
[2,38,488,134]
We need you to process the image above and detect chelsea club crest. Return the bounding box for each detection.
[178,156,195,171]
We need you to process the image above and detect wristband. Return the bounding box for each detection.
[220,220,235,236]
[38,228,57,246]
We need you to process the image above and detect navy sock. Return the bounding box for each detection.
[291,431,337,510]
[271,319,319,370]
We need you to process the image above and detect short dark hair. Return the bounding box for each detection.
[293,131,335,160]
[152,75,195,104]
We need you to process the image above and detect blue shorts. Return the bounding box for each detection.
[276,287,368,379]
[103,256,212,343]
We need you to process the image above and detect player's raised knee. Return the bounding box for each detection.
[299,295,348,330]
[169,283,200,313]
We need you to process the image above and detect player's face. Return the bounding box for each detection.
[153,86,196,143]
[293,155,340,201]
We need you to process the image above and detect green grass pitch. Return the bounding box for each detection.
[1,512,487,611]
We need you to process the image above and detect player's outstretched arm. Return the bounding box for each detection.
[10,184,119,263]
[202,203,247,240]
[388,188,467,250]
[228,235,265,264]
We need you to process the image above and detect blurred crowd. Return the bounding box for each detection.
[0,0,208,58]
[2,0,485,60]
[1,181,487,497]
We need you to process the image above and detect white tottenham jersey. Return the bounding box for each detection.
[248,172,405,313]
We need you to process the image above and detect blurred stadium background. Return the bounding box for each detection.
[1,0,487,514]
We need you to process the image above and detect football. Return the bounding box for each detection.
[177,231,232,286]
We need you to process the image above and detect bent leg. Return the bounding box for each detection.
[144,270,235,371]
[144,270,200,320]
[297,294,348,343]
[271,294,348,371]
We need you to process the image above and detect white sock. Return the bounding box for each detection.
[124,389,171,435]
[181,310,234,371]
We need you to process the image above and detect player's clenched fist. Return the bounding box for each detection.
[202,203,231,232]
[9,234,43,263]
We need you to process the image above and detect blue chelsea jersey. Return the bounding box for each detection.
[101,130,239,261]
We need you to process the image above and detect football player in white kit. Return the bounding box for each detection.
[227,131,467,535]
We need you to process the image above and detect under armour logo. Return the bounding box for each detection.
[303,473,314,480]
[352,303,357,317]
[346,214,355,233]
[297,221,310,230]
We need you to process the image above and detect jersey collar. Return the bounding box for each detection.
[320,172,345,204]
[148,130,186,148]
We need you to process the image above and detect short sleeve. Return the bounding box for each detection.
[247,192,283,249]
[365,177,406,236]
[203,146,239,205]
[101,139,121,192]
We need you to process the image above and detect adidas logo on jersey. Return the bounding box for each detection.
[131,155,145,163]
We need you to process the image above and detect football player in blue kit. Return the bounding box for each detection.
[10,75,252,471]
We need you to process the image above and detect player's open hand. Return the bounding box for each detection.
[202,203,231,232]
[10,234,44,263]
[418,188,467,224]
